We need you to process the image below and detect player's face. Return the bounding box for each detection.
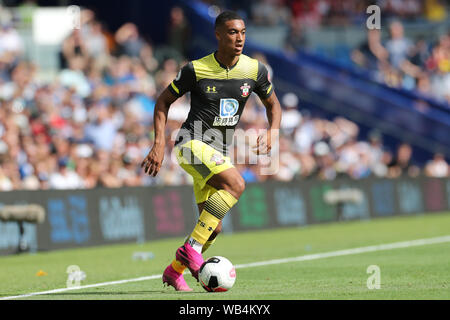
[216,19,246,56]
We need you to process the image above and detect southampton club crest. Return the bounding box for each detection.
[240,83,250,97]
[210,153,225,165]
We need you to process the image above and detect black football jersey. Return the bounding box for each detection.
[168,51,273,154]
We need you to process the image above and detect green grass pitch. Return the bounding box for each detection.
[1,212,449,300]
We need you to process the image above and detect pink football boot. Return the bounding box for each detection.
[175,243,204,281]
[162,264,192,292]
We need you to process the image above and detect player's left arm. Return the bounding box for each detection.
[255,91,282,155]
[253,61,282,155]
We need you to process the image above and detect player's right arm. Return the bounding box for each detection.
[141,62,195,177]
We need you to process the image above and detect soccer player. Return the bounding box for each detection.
[141,11,282,291]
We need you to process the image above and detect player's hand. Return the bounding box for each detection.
[141,144,165,177]
[252,130,273,155]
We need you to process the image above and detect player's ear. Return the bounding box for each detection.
[215,29,221,42]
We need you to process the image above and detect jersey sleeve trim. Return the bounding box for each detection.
[254,61,274,100]
[167,62,195,97]
[263,86,274,100]
[170,82,180,95]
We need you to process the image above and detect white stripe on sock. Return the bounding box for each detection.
[188,237,203,254]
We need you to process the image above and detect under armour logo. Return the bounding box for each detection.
[206,86,217,93]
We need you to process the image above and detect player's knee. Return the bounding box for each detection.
[222,175,245,199]
[209,170,246,199]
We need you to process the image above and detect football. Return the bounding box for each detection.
[199,256,236,292]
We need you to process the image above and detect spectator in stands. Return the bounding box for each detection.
[60,29,89,70]
[415,72,433,97]
[408,36,432,70]
[154,58,179,90]
[379,21,422,90]
[114,23,148,58]
[83,20,110,59]
[48,158,84,189]
[297,152,317,178]
[293,110,316,154]
[167,6,191,59]
[0,162,13,191]
[335,137,359,176]
[424,0,448,22]
[351,29,388,71]
[378,0,422,20]
[274,136,301,181]
[387,143,421,177]
[290,0,325,27]
[313,141,337,180]
[85,105,119,151]
[280,92,302,136]
[59,55,91,98]
[424,153,449,177]
[251,0,292,26]
[385,20,414,69]
[0,22,24,62]
[427,32,450,103]
[284,18,306,54]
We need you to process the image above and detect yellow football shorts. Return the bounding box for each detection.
[174,139,234,203]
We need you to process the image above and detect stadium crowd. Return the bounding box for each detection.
[0,4,448,191]
[352,19,450,105]
[202,0,433,27]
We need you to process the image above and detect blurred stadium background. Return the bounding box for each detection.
[0,0,449,299]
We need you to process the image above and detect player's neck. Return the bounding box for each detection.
[214,51,239,69]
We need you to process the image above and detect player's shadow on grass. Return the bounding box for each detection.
[36,289,206,296]
[0,288,210,298]
[38,290,163,296]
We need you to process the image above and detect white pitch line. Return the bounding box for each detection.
[1,235,450,300]
[0,275,162,300]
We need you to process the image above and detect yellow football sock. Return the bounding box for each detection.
[190,211,221,245]
[190,190,237,245]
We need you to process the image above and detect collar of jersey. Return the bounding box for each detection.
[212,51,240,71]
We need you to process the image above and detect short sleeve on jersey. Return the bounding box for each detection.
[168,62,196,97]
[253,61,274,100]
